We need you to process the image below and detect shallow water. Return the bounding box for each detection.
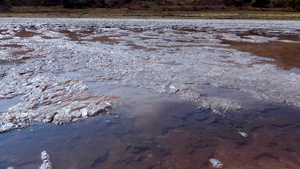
[1,18,300,168]
[0,96,22,112]
[0,86,299,169]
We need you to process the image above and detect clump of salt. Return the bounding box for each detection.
[238,131,248,137]
[39,151,52,169]
[209,158,224,168]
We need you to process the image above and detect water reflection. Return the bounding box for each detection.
[0,87,299,169]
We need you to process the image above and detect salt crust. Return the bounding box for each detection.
[0,18,299,132]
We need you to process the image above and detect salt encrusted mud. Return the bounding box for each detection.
[0,68,112,132]
[0,18,300,132]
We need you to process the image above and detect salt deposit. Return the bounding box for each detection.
[0,18,299,132]
[39,151,52,169]
[209,158,224,168]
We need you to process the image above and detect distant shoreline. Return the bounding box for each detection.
[1,6,300,20]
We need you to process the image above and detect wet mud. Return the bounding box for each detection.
[222,35,300,69]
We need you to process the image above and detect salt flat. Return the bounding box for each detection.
[0,18,300,132]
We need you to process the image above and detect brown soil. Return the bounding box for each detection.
[222,36,300,69]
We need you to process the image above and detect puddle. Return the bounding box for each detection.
[0,59,24,65]
[126,43,147,50]
[158,61,182,65]
[11,49,34,55]
[0,87,299,169]
[90,36,121,44]
[139,36,158,40]
[0,95,22,112]
[0,44,23,48]
[59,30,123,44]
[15,28,39,38]
[59,30,81,41]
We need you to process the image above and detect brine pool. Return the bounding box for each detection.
[1,86,300,169]
[0,18,300,169]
